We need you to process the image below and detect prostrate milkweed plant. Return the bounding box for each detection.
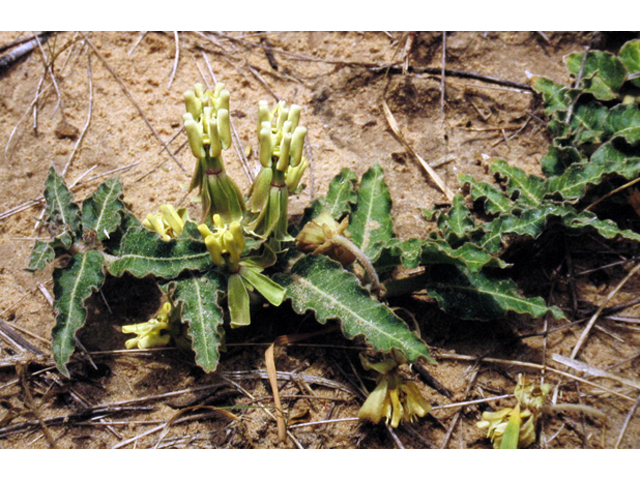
[27,82,433,423]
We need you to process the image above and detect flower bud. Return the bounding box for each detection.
[259,126,274,168]
[289,126,307,167]
[183,89,202,121]
[217,109,232,150]
[183,113,205,159]
[276,130,292,171]
[288,104,301,131]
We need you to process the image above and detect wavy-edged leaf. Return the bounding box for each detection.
[304,168,359,223]
[348,163,394,261]
[51,250,106,377]
[276,254,433,363]
[605,104,640,145]
[436,193,479,246]
[619,39,640,88]
[423,263,564,321]
[376,238,506,273]
[569,102,609,145]
[530,76,572,116]
[490,159,545,207]
[460,174,512,215]
[541,144,586,178]
[480,203,569,253]
[107,227,211,279]
[564,210,640,242]
[165,271,226,372]
[565,50,627,101]
[44,167,81,236]
[81,177,125,241]
[26,240,55,272]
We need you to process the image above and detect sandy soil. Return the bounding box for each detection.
[1,31,639,449]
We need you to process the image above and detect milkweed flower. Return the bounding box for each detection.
[122,302,172,349]
[476,374,550,448]
[198,214,285,328]
[358,352,431,428]
[142,204,188,241]
[244,100,308,242]
[183,83,245,223]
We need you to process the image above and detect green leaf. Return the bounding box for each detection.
[107,227,211,279]
[239,266,286,306]
[479,203,569,253]
[51,250,106,377]
[541,145,586,178]
[619,39,640,88]
[26,240,55,272]
[348,163,395,261]
[490,159,545,207]
[564,209,640,243]
[530,76,572,116]
[304,168,359,222]
[376,238,506,273]
[500,404,521,449]
[570,102,609,145]
[565,51,627,101]
[460,174,512,215]
[44,167,81,236]
[605,104,640,145]
[423,264,564,321]
[81,177,125,241]
[277,254,433,363]
[436,193,480,245]
[228,272,250,328]
[166,271,226,372]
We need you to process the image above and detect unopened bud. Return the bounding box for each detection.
[183,113,205,159]
[288,104,301,131]
[276,130,292,171]
[184,90,202,121]
[217,109,232,150]
[289,126,307,167]
[259,126,274,168]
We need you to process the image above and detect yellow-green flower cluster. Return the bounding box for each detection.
[183,83,245,224]
[198,214,246,271]
[245,100,308,242]
[358,352,431,429]
[122,302,172,349]
[257,100,307,173]
[477,374,551,448]
[183,83,231,159]
[142,204,188,241]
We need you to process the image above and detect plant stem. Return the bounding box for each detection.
[330,234,381,294]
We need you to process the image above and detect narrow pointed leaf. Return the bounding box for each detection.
[166,271,225,372]
[276,254,433,363]
[348,163,394,261]
[423,264,564,321]
[500,405,521,449]
[107,227,211,279]
[44,167,81,236]
[51,250,106,377]
[81,177,126,241]
[229,272,250,328]
[239,266,285,306]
